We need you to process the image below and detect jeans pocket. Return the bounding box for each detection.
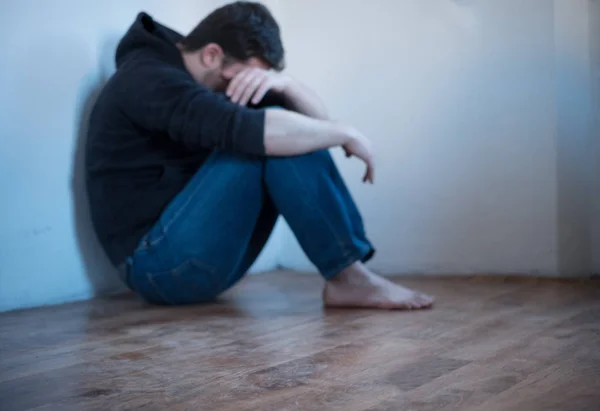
[146,259,219,305]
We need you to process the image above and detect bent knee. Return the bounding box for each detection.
[204,150,264,169]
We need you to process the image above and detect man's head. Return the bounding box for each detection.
[178,1,284,91]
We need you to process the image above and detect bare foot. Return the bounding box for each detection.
[323,263,434,310]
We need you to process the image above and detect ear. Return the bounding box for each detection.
[200,43,225,69]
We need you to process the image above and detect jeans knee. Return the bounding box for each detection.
[207,150,263,167]
[267,149,333,170]
[265,150,335,186]
[200,150,266,181]
[305,149,334,164]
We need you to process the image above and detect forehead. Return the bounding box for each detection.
[248,57,271,70]
[230,57,271,71]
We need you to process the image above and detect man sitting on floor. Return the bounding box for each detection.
[86,1,434,309]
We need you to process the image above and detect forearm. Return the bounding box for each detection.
[263,109,348,156]
[282,77,329,120]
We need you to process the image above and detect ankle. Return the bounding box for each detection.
[329,262,374,286]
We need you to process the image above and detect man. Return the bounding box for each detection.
[86,1,434,309]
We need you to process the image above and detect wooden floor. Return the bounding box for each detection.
[0,272,599,411]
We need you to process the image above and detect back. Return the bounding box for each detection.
[85,14,212,266]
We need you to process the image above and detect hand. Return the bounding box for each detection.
[226,68,290,106]
[342,127,375,184]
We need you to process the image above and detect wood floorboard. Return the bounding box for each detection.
[0,272,599,411]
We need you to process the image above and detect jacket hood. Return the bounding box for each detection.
[115,12,184,67]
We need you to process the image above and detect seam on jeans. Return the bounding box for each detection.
[155,156,244,242]
[284,157,349,260]
[135,232,153,251]
[160,168,213,236]
[146,271,169,305]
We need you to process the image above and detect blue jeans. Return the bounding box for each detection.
[125,150,374,305]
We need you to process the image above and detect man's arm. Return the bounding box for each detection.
[280,76,328,120]
[263,109,344,155]
[263,109,374,183]
[119,64,267,155]
[227,68,328,119]
[118,63,373,181]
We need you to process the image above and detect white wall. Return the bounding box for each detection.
[0,0,284,312]
[554,0,596,277]
[277,0,597,277]
[591,0,600,274]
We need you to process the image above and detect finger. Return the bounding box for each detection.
[226,68,251,99]
[368,157,375,183]
[365,161,374,184]
[230,70,256,103]
[230,71,254,103]
[239,74,264,106]
[363,169,372,184]
[251,78,273,105]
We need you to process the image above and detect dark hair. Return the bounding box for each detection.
[180,1,285,70]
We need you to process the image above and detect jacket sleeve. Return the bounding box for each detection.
[116,62,266,155]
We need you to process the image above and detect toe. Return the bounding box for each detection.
[416,294,435,308]
[408,302,420,310]
[404,296,421,310]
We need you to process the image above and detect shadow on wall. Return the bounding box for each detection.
[554,60,595,277]
[71,36,127,297]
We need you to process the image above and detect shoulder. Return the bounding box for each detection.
[116,54,187,87]
[99,57,195,115]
